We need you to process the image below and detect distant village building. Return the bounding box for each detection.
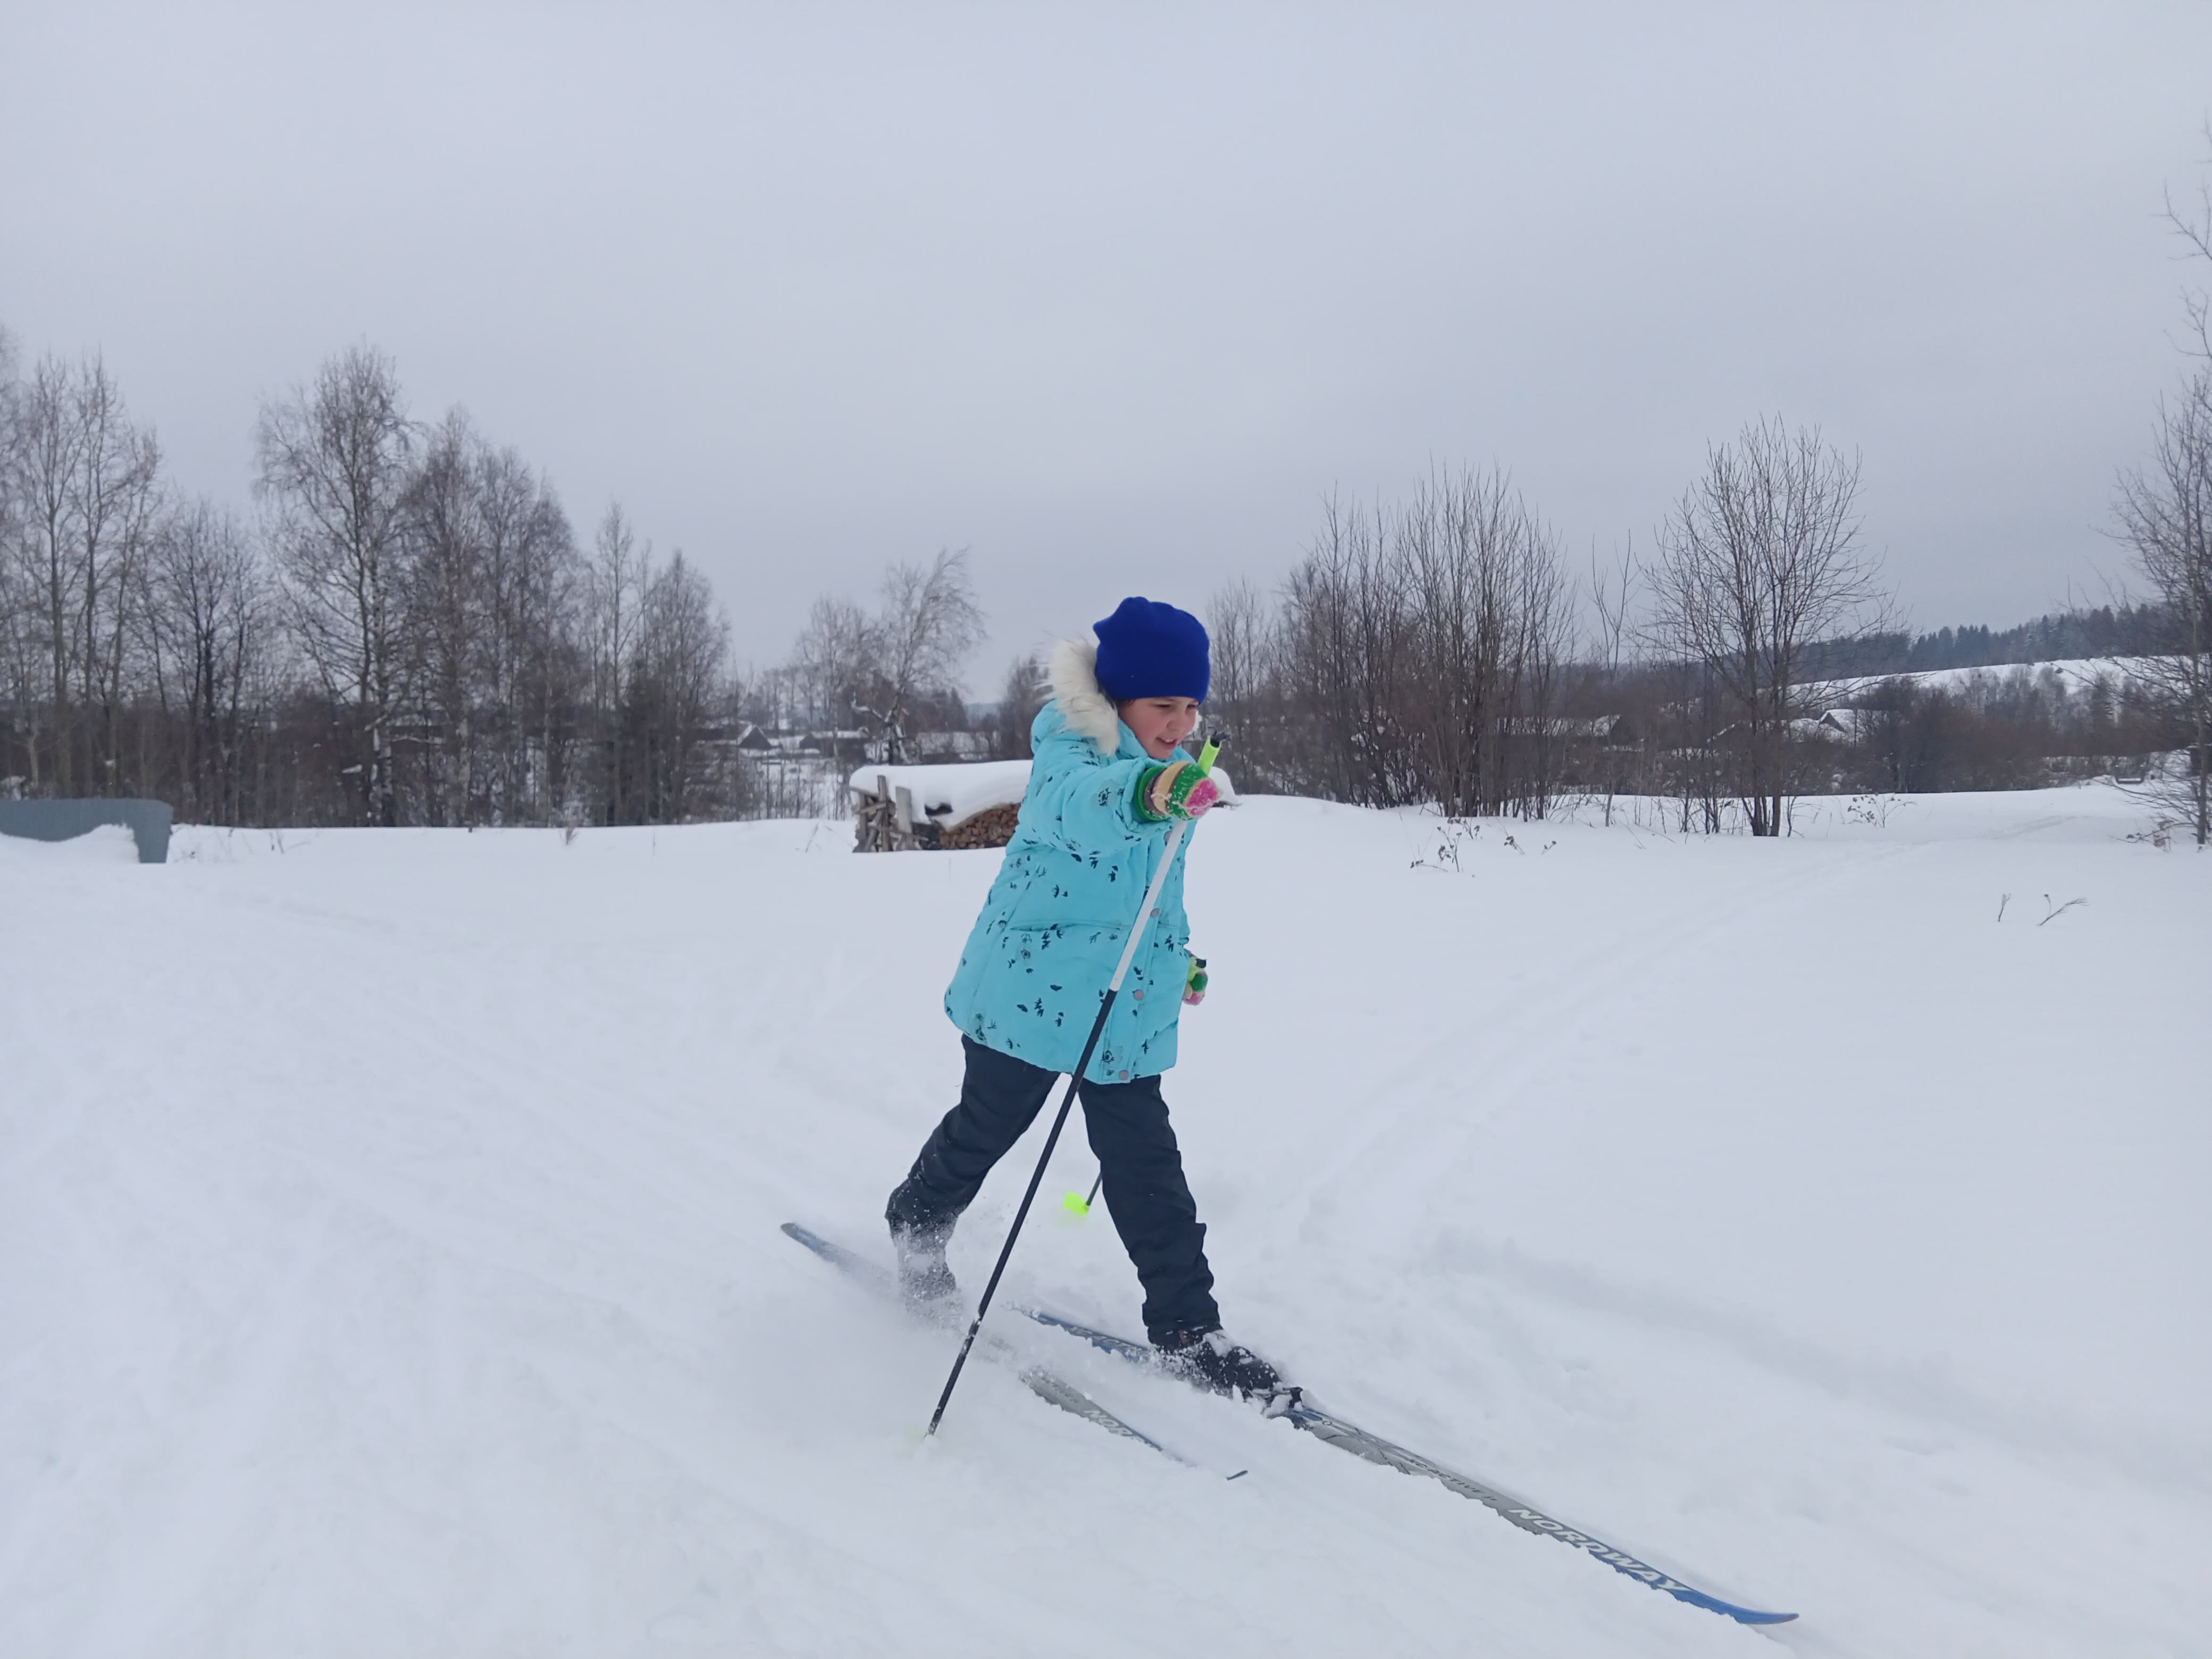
[905,730,992,763]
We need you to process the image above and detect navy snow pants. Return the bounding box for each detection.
[885,1036,1220,1343]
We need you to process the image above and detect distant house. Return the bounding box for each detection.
[907,730,992,763]
[741,727,887,764]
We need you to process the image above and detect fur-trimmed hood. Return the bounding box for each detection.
[1047,638,1123,751]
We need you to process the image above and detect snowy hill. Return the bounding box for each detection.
[1809,652,2168,703]
[4,789,2207,1656]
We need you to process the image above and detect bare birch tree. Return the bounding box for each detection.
[11,356,89,792]
[1646,417,1890,836]
[403,409,486,824]
[585,500,649,822]
[993,649,1047,759]
[1205,577,1269,741]
[68,359,162,794]
[1271,494,1415,806]
[631,549,730,819]
[1,354,160,795]
[2167,120,2212,368]
[1255,477,1571,815]
[256,345,417,825]
[476,443,580,821]
[792,594,873,730]
[2116,145,2212,844]
[1399,468,1573,817]
[854,548,985,763]
[0,328,33,787]
[143,499,267,822]
[1582,540,1642,824]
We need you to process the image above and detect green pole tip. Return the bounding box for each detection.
[1062,1191,1089,1217]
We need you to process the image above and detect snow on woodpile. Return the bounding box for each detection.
[850,760,1033,825]
[850,760,1031,851]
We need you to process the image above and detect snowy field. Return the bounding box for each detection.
[4,785,2207,1657]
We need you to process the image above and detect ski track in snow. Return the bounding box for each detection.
[2,792,2206,1657]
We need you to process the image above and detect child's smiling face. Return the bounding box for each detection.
[1117,696,1202,760]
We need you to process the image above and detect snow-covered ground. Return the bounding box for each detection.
[4,787,2206,1657]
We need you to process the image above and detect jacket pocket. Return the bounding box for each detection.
[1001,865,1143,933]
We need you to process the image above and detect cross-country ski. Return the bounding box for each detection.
[1015,1303,1795,1626]
[781,1221,1214,1472]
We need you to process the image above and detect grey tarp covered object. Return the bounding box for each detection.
[0,798,172,863]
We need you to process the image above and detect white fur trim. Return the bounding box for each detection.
[1049,637,1122,751]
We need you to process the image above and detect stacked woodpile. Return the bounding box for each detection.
[937,802,1021,850]
[852,765,1028,852]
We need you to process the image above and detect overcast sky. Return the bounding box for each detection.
[5,3,2210,683]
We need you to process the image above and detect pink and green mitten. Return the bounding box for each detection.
[1134,760,1220,823]
[1183,955,1209,1006]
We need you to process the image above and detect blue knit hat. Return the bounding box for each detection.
[1092,597,1210,702]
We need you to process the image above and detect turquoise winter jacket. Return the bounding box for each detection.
[943,692,1199,1083]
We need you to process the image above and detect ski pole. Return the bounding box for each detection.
[927,734,1222,1438]
[1074,742,1222,1214]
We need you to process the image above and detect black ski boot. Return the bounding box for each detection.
[1157,1327,1300,1415]
[887,1219,961,1317]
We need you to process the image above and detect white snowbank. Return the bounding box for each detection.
[3,784,2205,1655]
[0,822,141,864]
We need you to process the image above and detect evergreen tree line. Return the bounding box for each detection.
[1797,602,2178,680]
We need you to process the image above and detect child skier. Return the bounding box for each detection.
[884,596,1293,1407]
